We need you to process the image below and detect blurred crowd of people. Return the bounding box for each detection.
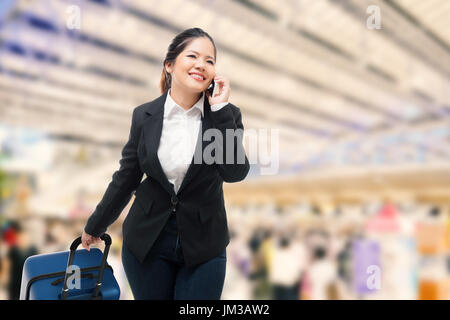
[0,197,448,300]
[223,201,449,300]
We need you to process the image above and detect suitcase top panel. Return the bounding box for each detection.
[22,248,106,279]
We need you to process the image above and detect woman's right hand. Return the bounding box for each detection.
[81,230,101,251]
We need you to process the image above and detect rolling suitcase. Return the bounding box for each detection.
[20,234,120,300]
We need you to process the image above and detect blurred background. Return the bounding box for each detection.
[0,0,449,300]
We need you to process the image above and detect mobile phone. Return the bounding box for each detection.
[207,79,215,96]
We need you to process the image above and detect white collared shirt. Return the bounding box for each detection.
[157,89,228,194]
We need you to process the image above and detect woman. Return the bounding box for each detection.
[81,28,250,300]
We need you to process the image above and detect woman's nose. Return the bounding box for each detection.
[195,61,206,70]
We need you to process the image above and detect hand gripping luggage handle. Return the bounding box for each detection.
[61,233,112,300]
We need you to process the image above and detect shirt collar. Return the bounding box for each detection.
[164,89,204,118]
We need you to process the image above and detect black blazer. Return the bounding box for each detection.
[84,91,250,267]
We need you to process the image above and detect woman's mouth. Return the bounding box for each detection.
[189,73,206,81]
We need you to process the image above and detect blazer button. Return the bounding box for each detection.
[171,195,178,205]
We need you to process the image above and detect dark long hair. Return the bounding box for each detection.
[159,27,217,94]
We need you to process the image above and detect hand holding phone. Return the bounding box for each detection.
[206,76,230,105]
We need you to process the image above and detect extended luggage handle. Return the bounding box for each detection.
[61,233,112,300]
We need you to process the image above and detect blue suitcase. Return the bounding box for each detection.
[20,234,120,300]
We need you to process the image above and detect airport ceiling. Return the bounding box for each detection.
[0,0,449,173]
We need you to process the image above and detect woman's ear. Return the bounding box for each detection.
[165,61,172,74]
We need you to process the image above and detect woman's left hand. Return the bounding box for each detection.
[206,75,230,105]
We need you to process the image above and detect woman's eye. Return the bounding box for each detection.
[187,55,214,65]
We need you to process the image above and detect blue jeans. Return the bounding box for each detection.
[121,212,227,300]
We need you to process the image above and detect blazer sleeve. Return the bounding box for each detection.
[84,107,144,237]
[209,103,250,182]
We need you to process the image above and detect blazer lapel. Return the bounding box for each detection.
[141,91,175,195]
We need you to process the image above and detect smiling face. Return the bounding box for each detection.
[165,37,216,94]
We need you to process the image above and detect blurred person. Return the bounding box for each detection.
[303,245,337,300]
[337,239,353,287]
[82,27,250,300]
[300,229,338,300]
[269,234,307,300]
[248,228,273,299]
[261,229,274,273]
[2,221,38,300]
[248,228,265,254]
[1,222,18,247]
